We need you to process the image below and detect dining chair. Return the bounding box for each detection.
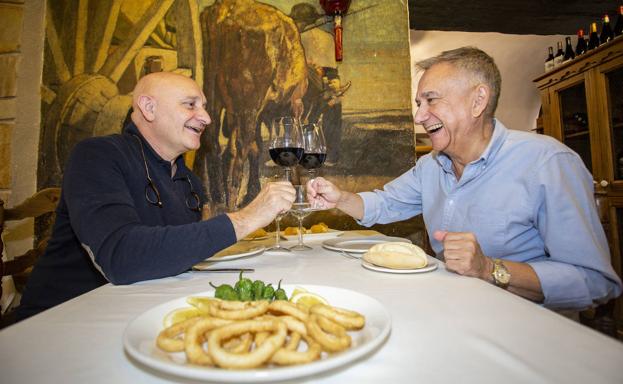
[0,188,61,326]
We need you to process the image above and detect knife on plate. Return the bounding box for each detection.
[191,267,255,273]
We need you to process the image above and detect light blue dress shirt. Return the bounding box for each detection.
[359,120,622,310]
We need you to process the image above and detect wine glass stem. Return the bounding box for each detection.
[297,217,304,246]
[308,169,316,179]
[284,167,292,182]
[275,217,282,246]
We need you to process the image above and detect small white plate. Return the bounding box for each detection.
[322,235,412,254]
[123,285,391,383]
[195,245,265,268]
[282,229,344,241]
[361,255,439,274]
[242,235,269,241]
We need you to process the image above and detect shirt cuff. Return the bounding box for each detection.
[356,191,378,227]
[528,260,592,310]
[204,213,237,247]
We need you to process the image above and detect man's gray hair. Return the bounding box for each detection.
[416,47,501,117]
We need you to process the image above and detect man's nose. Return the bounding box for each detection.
[197,107,211,126]
[414,104,428,125]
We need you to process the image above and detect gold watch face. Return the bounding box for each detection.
[492,260,510,286]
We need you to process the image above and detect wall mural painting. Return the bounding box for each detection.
[39,0,417,233]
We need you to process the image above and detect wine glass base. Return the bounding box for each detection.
[289,244,313,251]
[266,245,291,252]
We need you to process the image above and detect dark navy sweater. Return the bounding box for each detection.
[17,123,236,320]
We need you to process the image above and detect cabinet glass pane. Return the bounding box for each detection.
[559,83,592,172]
[606,67,623,181]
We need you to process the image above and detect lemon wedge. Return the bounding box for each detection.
[290,291,329,309]
[186,296,216,313]
[290,286,308,298]
[162,307,203,328]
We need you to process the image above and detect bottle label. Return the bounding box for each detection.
[553,56,564,67]
[545,60,554,71]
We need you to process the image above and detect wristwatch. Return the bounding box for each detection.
[491,258,510,288]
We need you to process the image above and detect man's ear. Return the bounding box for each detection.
[136,95,156,122]
[471,84,490,118]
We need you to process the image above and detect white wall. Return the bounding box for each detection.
[410,30,567,135]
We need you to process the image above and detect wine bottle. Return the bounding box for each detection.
[587,22,600,50]
[600,14,614,44]
[544,46,554,72]
[563,36,575,62]
[614,6,623,37]
[575,29,587,55]
[553,41,564,67]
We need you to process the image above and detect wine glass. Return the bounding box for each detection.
[261,173,291,253]
[289,184,313,251]
[299,122,327,179]
[269,117,304,182]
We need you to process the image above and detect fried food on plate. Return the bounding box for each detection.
[244,228,268,240]
[363,242,428,269]
[310,222,329,233]
[283,226,302,235]
[156,296,366,369]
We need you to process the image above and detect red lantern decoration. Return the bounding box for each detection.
[319,0,351,61]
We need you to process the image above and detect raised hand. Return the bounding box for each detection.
[306,177,342,209]
[228,182,295,240]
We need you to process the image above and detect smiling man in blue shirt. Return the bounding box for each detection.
[307,47,621,311]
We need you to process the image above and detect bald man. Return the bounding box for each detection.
[17,72,295,320]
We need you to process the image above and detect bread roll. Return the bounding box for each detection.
[363,242,428,269]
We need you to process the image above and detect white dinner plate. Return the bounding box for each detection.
[196,244,265,266]
[361,255,439,274]
[282,229,344,241]
[322,235,412,255]
[123,285,391,383]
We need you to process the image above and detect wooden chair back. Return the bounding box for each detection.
[0,188,61,321]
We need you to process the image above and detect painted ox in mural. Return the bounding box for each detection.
[195,0,308,212]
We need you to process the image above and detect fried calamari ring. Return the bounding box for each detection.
[156,316,203,352]
[270,334,322,366]
[208,300,269,320]
[306,314,351,352]
[267,300,309,322]
[208,319,287,369]
[310,304,365,330]
[184,317,232,365]
[223,332,253,354]
[284,331,302,351]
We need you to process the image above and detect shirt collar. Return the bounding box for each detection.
[434,118,508,173]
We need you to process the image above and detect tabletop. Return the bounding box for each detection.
[1,230,622,384]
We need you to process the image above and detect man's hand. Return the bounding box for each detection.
[306,177,342,209]
[433,230,492,281]
[227,182,295,240]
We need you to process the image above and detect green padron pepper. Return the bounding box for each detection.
[274,279,288,301]
[235,271,254,301]
[252,280,265,300]
[262,284,275,300]
[209,282,238,301]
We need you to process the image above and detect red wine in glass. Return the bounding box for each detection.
[300,153,327,170]
[269,147,305,167]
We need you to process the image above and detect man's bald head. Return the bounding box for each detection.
[128,71,210,161]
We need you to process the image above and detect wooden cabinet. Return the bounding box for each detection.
[534,37,623,339]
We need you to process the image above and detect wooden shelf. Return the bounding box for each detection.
[564,130,590,139]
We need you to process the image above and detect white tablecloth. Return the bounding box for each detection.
[1,231,622,383]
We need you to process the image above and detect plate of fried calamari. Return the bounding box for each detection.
[123,285,391,383]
